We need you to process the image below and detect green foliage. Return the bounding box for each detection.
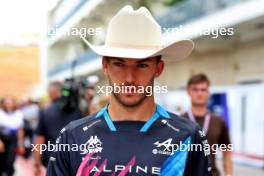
[163,0,185,6]
[134,0,153,12]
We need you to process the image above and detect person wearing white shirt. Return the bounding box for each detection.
[0,96,25,176]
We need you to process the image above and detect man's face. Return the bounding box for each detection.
[102,56,164,107]
[3,97,15,112]
[48,86,61,102]
[187,82,209,106]
[85,88,95,102]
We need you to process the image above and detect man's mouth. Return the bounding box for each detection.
[125,86,137,94]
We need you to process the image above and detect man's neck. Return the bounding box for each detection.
[191,105,208,117]
[108,96,156,121]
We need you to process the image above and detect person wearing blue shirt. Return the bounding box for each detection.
[47,5,212,176]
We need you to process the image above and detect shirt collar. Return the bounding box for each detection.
[95,104,170,132]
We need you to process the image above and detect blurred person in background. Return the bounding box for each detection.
[33,81,81,175]
[21,99,40,158]
[47,81,62,104]
[0,96,25,176]
[182,73,232,176]
[81,85,98,116]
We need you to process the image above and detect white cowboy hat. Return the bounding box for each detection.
[81,5,194,60]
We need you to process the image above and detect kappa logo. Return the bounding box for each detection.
[153,138,176,155]
[81,136,103,154]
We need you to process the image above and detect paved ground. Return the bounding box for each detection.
[216,160,264,176]
[14,157,45,176]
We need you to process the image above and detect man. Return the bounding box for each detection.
[21,99,40,158]
[81,85,98,116]
[183,73,232,176]
[33,81,81,175]
[47,81,62,104]
[47,6,212,176]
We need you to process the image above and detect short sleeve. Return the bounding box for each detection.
[15,110,24,128]
[218,119,231,145]
[35,110,46,136]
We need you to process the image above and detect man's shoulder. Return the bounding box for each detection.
[40,102,59,116]
[62,113,100,133]
[166,112,199,135]
[211,114,224,121]
[210,114,227,129]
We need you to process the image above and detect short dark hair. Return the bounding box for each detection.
[187,73,210,88]
[103,55,162,63]
[156,55,162,63]
[48,81,62,90]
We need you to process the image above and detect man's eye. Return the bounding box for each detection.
[137,63,148,68]
[113,62,124,67]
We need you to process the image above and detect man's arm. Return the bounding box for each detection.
[33,135,45,175]
[219,119,232,175]
[33,110,46,175]
[17,128,25,155]
[0,139,5,152]
[17,111,25,155]
[223,150,232,176]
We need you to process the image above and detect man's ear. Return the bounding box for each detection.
[102,57,108,75]
[187,86,192,96]
[187,88,191,96]
[154,59,164,78]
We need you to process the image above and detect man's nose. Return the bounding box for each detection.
[124,68,136,83]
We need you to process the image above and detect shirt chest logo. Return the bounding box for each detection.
[81,136,103,154]
[153,138,176,155]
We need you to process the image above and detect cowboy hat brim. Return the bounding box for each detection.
[81,36,194,60]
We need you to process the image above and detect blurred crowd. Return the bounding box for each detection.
[0,80,108,176]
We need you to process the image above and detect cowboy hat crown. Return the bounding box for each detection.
[81,5,194,60]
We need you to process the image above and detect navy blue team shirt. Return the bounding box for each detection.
[47,104,212,176]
